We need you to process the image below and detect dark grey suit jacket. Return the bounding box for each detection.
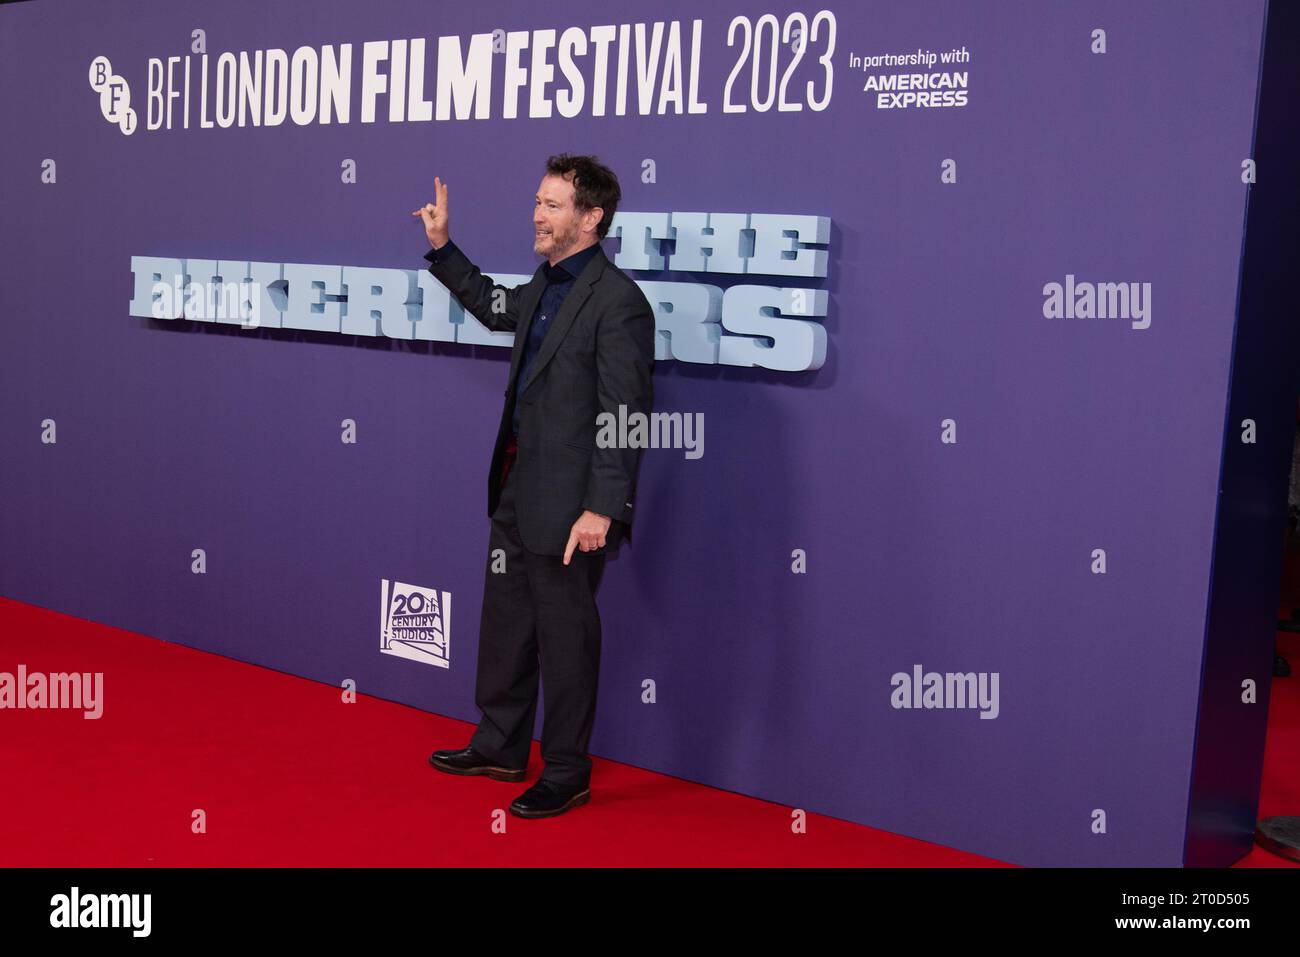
[425,240,656,557]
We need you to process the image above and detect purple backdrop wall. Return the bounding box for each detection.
[0,0,1280,865]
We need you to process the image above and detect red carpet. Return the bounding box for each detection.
[1244,540,1300,868]
[1,583,1298,867]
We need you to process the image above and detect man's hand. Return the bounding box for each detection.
[564,510,612,565]
[411,176,450,249]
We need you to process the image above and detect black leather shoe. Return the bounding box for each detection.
[428,746,526,782]
[508,779,591,818]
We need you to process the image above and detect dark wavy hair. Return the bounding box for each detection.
[545,153,621,240]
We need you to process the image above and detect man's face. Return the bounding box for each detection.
[533,173,594,263]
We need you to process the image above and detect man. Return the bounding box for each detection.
[412,155,655,818]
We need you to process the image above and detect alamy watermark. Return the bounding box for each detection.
[596,405,703,460]
[1042,274,1151,330]
[50,887,150,937]
[148,275,266,326]
[0,665,104,719]
[890,664,999,719]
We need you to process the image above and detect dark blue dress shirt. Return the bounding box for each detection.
[427,239,601,435]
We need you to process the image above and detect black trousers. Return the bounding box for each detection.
[468,464,607,788]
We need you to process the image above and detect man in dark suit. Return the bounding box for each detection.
[412,155,655,818]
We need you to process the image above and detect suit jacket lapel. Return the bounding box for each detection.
[506,265,548,393]
[518,246,606,395]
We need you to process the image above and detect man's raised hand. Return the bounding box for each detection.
[411,175,450,250]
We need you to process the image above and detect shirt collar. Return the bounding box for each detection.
[543,242,601,284]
